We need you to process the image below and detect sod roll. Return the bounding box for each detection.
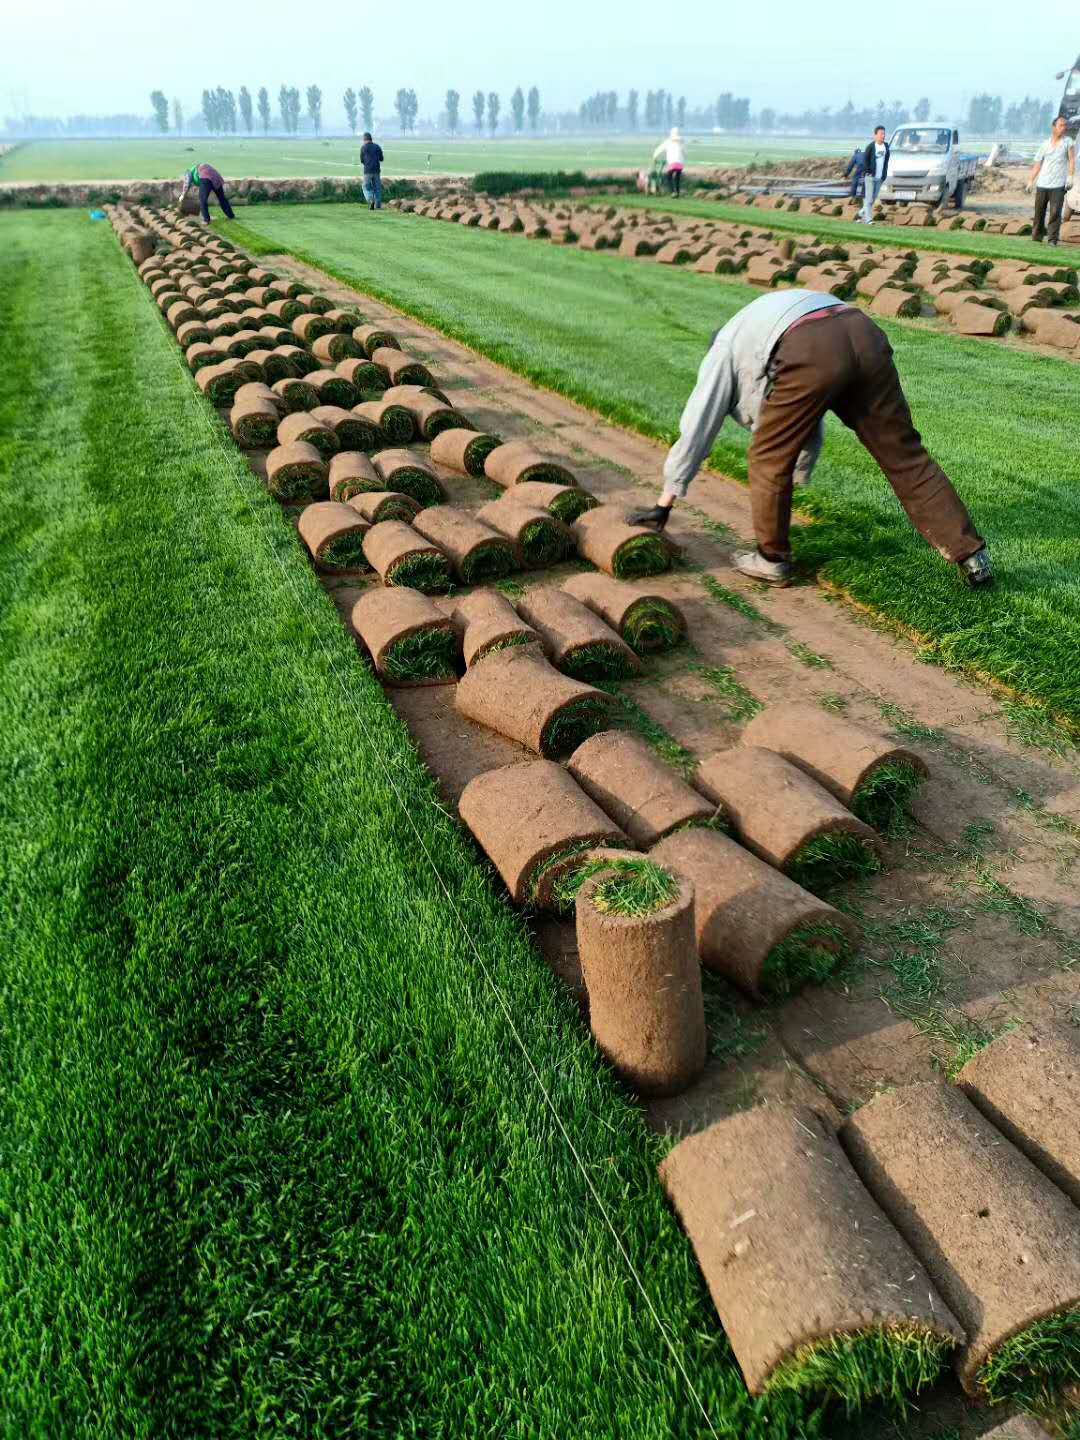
[167,299,200,329]
[957,1023,1080,1209]
[568,732,713,847]
[455,646,614,758]
[371,347,434,387]
[267,297,303,324]
[269,278,304,299]
[516,587,640,680]
[273,344,320,377]
[323,307,364,333]
[186,343,222,374]
[562,573,686,654]
[842,1083,1080,1399]
[328,451,381,502]
[952,301,1012,337]
[448,588,540,667]
[354,323,400,357]
[306,371,360,409]
[508,481,599,526]
[271,377,318,413]
[312,333,364,365]
[395,391,464,441]
[336,358,390,393]
[355,400,416,446]
[651,828,858,999]
[484,440,578,489]
[430,428,502,478]
[293,313,334,345]
[361,522,452,593]
[475,498,573,570]
[347,490,422,526]
[370,449,445,507]
[295,292,334,314]
[660,1106,962,1400]
[573,508,674,580]
[247,349,297,385]
[265,442,329,502]
[381,382,454,408]
[230,396,281,449]
[871,288,924,320]
[195,362,251,405]
[176,320,212,349]
[412,506,517,585]
[310,405,380,453]
[296,501,371,574]
[349,587,458,684]
[277,412,340,461]
[458,760,628,907]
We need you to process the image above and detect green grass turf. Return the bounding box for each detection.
[851,760,927,835]
[588,859,680,918]
[223,204,1080,729]
[765,1325,953,1412]
[380,626,458,682]
[786,832,883,893]
[563,641,640,682]
[0,207,890,1438]
[759,922,855,1002]
[977,1308,1080,1407]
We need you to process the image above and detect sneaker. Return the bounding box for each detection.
[734,550,794,586]
[959,549,993,588]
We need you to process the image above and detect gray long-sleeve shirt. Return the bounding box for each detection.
[661,289,847,500]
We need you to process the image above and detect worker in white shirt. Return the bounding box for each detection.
[653,127,686,197]
[859,126,890,225]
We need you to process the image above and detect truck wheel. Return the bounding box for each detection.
[953,180,966,210]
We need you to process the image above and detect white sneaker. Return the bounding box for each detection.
[734,551,794,586]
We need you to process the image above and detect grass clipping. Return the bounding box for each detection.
[765,1324,953,1413]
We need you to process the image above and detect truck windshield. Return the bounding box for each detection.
[892,128,950,153]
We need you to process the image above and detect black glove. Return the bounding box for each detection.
[627,504,671,531]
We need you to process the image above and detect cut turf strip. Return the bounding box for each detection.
[447,588,540,666]
[348,490,422,526]
[230,395,280,449]
[573,507,674,580]
[328,450,380,501]
[659,1107,962,1406]
[265,441,329,502]
[361,520,452,593]
[575,861,705,1097]
[349,586,458,682]
[296,501,371,575]
[411,506,517,585]
[484,439,578,488]
[277,411,340,460]
[430,426,502,477]
[841,1083,1080,1402]
[476,496,573,569]
[370,448,445,506]
[310,404,380,453]
[567,732,716,847]
[272,375,318,411]
[562,572,686,654]
[455,645,615,757]
[510,480,599,525]
[355,398,416,444]
[650,828,859,998]
[516,587,641,681]
[457,760,629,907]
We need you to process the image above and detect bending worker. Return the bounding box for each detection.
[629,289,992,588]
[178,162,236,224]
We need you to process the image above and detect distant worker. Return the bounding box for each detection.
[858,125,890,224]
[178,162,235,224]
[1027,113,1076,246]
[360,131,385,210]
[842,144,866,200]
[653,126,686,197]
[628,290,992,589]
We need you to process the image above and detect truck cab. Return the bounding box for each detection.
[1058,56,1080,139]
[879,126,978,208]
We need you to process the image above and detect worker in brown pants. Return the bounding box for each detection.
[630,290,992,588]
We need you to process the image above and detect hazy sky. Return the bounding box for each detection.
[3,0,1076,120]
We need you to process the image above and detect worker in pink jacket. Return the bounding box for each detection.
[178,163,236,224]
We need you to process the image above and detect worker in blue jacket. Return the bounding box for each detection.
[843,145,866,199]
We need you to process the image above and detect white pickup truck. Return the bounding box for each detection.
[878,126,980,209]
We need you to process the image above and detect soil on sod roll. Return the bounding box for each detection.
[312,333,364,365]
[272,376,318,412]
[295,292,335,314]
[510,481,600,525]
[310,405,380,453]
[515,587,641,680]
[371,346,434,387]
[957,1023,1080,1210]
[573,507,674,580]
[293,314,334,345]
[742,703,929,833]
[694,747,883,889]
[562,572,686,655]
[476,497,573,570]
[842,1083,1080,1403]
[575,862,704,1098]
[347,490,422,526]
[412,507,517,586]
[305,371,360,409]
[296,502,371,575]
[328,451,381,502]
[567,732,714,847]
[273,344,321,377]
[167,299,199,329]
[265,441,329,502]
[195,362,253,405]
[176,320,212,349]
[430,427,502,478]
[361,521,452,593]
[324,308,364,332]
[336,358,389,393]
[370,449,445,506]
[247,349,297,385]
[659,1106,961,1405]
[276,412,340,461]
[650,828,858,999]
[447,588,540,666]
[456,645,615,758]
[267,298,304,324]
[457,760,629,908]
[355,400,416,446]
[230,396,281,449]
[349,587,458,684]
[483,440,578,489]
[354,322,400,357]
[381,383,454,408]
[187,343,223,374]
[396,391,464,441]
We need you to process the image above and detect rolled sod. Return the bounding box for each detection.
[509,481,599,526]
[295,292,335,314]
[268,277,304,299]
[516,587,641,680]
[336,358,389,393]
[457,759,629,907]
[347,490,422,526]
[381,382,455,408]
[660,1107,961,1404]
[246,267,277,286]
[952,301,1013,337]
[371,347,434,387]
[447,588,540,666]
[361,521,452,593]
[271,376,318,413]
[742,703,929,833]
[957,1022,1080,1209]
[247,349,297,385]
[430,427,503,478]
[575,863,704,1097]
[562,572,686,655]
[455,645,615,758]
[176,320,212,349]
[186,343,222,374]
[230,396,281,449]
[370,449,445,507]
[206,314,240,338]
[355,400,416,446]
[484,440,578,489]
[304,370,360,409]
[297,501,371,574]
[195,361,257,405]
[328,451,381,502]
[167,299,200,329]
[276,412,340,461]
[228,329,265,357]
[393,391,464,441]
[323,307,364,332]
[573,507,674,580]
[694,747,883,888]
[292,313,334,345]
[264,442,329,503]
[312,333,364,365]
[568,732,713,847]
[235,381,282,411]
[266,298,305,324]
[842,1083,1080,1403]
[272,343,320,377]
[349,587,458,684]
[476,497,573,570]
[310,404,380,453]
[412,506,517,586]
[354,322,400,357]
[650,828,858,999]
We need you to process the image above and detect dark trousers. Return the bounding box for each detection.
[1032,185,1066,243]
[848,171,865,199]
[748,308,983,564]
[667,168,682,197]
[198,178,235,223]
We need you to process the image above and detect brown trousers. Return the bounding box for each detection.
[748,308,983,563]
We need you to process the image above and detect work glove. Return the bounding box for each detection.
[627,504,671,531]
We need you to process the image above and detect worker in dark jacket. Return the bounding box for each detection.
[860,126,891,224]
[359,132,385,210]
[178,163,235,223]
[843,145,867,199]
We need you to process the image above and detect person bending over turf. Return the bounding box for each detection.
[178,162,236,224]
[629,289,993,589]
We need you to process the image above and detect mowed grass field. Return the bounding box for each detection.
[0,134,859,183]
[1,206,924,1437]
[224,204,1080,731]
